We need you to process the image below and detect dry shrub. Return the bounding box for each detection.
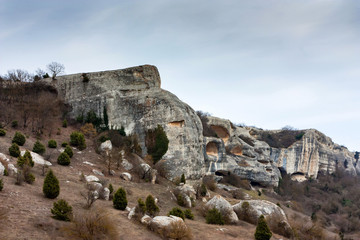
[81,183,99,209]
[80,123,97,138]
[231,189,246,199]
[62,209,117,240]
[218,171,251,190]
[158,220,193,240]
[203,175,217,191]
[289,214,325,240]
[266,213,293,238]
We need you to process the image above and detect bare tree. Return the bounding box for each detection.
[46,62,65,79]
[4,69,33,82]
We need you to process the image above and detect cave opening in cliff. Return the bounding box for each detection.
[206,142,218,156]
[210,125,229,142]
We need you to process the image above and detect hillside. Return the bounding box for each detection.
[0,65,359,239]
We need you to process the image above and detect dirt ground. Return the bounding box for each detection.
[0,125,289,240]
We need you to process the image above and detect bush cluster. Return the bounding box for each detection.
[70,131,86,150]
[64,146,73,158]
[32,141,45,155]
[43,169,60,199]
[51,199,72,221]
[255,215,272,240]
[0,129,6,136]
[113,187,127,210]
[61,142,68,147]
[12,131,26,146]
[57,152,70,166]
[9,143,20,157]
[205,208,224,225]
[169,207,185,220]
[145,194,159,217]
[48,139,57,148]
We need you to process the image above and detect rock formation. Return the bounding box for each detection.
[41,65,357,186]
[43,65,205,180]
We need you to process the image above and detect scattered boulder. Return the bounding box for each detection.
[20,150,52,166]
[0,153,10,162]
[120,172,132,181]
[99,140,112,153]
[149,215,186,235]
[102,187,110,201]
[92,169,104,176]
[138,163,157,184]
[233,200,291,236]
[7,164,17,175]
[85,175,99,183]
[205,195,238,224]
[141,215,152,225]
[174,184,196,208]
[0,162,4,175]
[128,207,136,220]
[121,158,133,171]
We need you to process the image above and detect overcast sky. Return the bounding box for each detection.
[0,0,359,151]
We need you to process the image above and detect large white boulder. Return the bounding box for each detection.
[0,162,4,176]
[0,153,10,162]
[120,172,132,181]
[174,184,196,208]
[233,199,292,235]
[149,216,187,236]
[99,140,112,153]
[20,151,52,166]
[85,175,99,183]
[205,195,239,224]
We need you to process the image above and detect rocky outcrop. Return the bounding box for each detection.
[204,116,280,187]
[268,129,357,178]
[43,65,205,180]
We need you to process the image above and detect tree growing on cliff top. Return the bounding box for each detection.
[47,62,65,80]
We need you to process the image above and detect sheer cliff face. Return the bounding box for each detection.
[269,129,357,179]
[43,65,206,180]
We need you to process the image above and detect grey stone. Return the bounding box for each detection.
[205,195,238,223]
[92,169,104,176]
[0,162,4,176]
[120,172,132,181]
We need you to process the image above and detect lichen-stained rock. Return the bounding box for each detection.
[43,65,205,180]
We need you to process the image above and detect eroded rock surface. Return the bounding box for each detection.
[44,65,205,180]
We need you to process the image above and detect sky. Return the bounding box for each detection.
[0,0,359,151]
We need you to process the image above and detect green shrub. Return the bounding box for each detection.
[17,150,34,168]
[51,199,72,221]
[200,183,207,197]
[181,173,186,184]
[11,120,18,128]
[113,188,127,210]
[62,119,68,128]
[255,215,272,240]
[70,131,86,150]
[24,172,35,184]
[4,169,8,176]
[48,139,57,148]
[137,198,146,214]
[184,209,194,220]
[57,152,70,166]
[0,179,3,191]
[177,194,185,207]
[33,141,46,155]
[12,132,26,146]
[9,143,20,157]
[99,135,109,143]
[108,183,114,194]
[145,125,169,164]
[64,146,73,158]
[61,142,68,147]
[0,129,6,136]
[43,169,60,199]
[168,207,185,220]
[146,194,159,217]
[206,208,224,225]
